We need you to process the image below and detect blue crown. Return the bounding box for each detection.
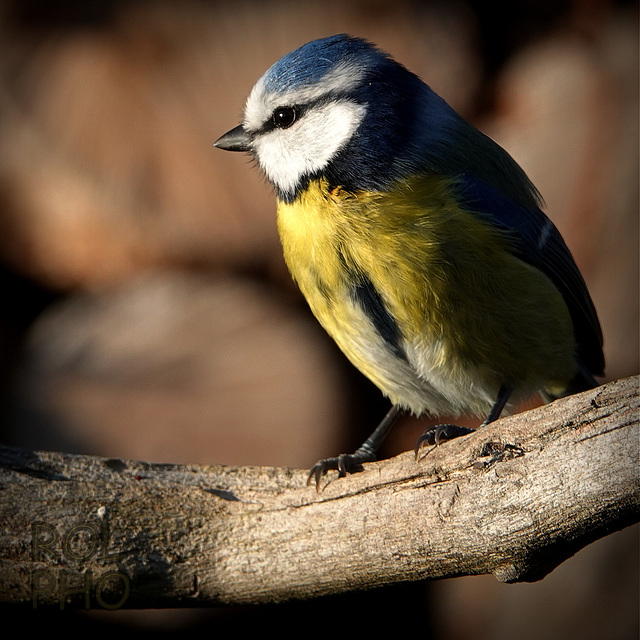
[261,34,386,93]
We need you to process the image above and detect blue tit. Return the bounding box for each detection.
[215,34,604,488]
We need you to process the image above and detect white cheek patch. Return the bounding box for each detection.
[252,99,366,196]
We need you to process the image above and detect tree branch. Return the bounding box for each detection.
[1,376,638,610]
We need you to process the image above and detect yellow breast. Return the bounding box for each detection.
[277,176,576,416]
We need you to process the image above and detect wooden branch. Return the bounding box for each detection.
[1,376,638,610]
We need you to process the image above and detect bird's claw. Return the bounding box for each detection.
[307,454,365,492]
[414,423,475,460]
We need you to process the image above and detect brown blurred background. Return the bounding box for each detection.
[0,0,637,636]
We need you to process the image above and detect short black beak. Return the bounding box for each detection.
[214,125,251,152]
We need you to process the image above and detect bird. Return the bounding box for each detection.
[214,34,604,489]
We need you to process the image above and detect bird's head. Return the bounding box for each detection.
[215,34,447,203]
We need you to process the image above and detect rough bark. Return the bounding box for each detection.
[0,376,638,610]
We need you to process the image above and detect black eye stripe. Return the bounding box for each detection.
[259,105,304,134]
[258,94,357,135]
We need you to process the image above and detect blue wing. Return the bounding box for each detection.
[455,174,604,380]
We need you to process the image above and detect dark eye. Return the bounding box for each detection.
[273,106,296,129]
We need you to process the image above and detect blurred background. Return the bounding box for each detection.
[0,0,637,636]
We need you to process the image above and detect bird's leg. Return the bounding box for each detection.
[414,385,513,459]
[479,385,513,426]
[307,405,400,491]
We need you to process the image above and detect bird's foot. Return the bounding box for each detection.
[414,423,475,460]
[307,406,399,491]
[307,451,372,492]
